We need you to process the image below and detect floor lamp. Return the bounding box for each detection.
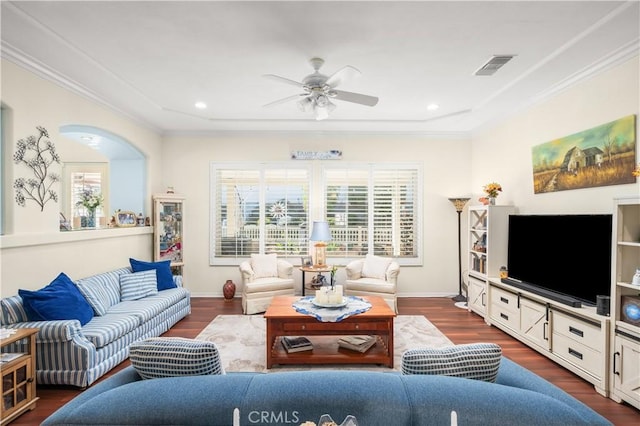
[448,197,470,306]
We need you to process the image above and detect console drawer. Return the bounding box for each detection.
[552,310,602,351]
[552,332,601,377]
[490,287,519,330]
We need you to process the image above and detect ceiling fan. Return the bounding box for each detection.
[263,57,379,121]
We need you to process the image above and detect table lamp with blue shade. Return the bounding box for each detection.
[310,221,332,267]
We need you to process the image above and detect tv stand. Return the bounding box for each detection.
[488,279,610,397]
[500,278,582,308]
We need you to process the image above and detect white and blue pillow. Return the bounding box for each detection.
[401,342,502,382]
[130,258,176,291]
[76,268,125,316]
[120,270,159,301]
[129,337,224,379]
[1,296,28,325]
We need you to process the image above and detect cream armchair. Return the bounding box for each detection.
[240,253,295,314]
[345,254,400,313]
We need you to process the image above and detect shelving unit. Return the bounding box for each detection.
[153,194,185,275]
[609,197,640,409]
[466,205,516,318]
[1,328,39,425]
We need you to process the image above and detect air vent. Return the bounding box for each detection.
[474,55,516,76]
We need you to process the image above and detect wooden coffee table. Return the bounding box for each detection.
[264,295,396,368]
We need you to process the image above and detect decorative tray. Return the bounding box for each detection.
[311,298,348,309]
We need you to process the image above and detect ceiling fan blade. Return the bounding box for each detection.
[263,74,304,88]
[325,65,361,88]
[263,94,304,108]
[331,90,379,107]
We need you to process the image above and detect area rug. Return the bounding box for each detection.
[195,315,453,372]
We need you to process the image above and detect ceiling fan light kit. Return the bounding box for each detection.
[264,57,378,120]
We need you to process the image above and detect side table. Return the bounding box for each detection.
[299,266,333,296]
[1,328,39,425]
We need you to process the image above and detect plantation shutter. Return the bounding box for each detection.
[372,168,418,257]
[214,169,260,259]
[325,169,369,258]
[323,165,419,261]
[212,165,310,261]
[264,169,309,256]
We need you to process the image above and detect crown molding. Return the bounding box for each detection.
[531,39,639,106]
[1,41,161,133]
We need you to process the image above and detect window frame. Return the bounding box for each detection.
[209,161,422,266]
[321,162,422,265]
[209,162,312,265]
[61,162,109,229]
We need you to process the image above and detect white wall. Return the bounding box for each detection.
[160,133,472,297]
[0,60,164,296]
[471,57,640,214]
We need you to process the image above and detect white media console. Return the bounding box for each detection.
[486,278,610,397]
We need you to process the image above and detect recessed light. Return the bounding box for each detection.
[195,101,207,109]
[427,103,440,111]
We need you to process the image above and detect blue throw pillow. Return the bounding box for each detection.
[18,272,94,326]
[129,258,176,291]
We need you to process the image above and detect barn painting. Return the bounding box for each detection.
[532,115,636,194]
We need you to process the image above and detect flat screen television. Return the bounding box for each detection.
[504,214,612,308]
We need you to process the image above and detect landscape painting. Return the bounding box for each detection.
[532,115,636,193]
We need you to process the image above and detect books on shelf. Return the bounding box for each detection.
[0,328,18,339]
[281,336,313,353]
[0,353,25,363]
[338,335,377,353]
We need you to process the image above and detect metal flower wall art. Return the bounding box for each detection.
[13,126,61,211]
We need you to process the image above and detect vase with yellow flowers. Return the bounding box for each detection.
[483,182,502,205]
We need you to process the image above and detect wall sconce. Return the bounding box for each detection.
[310,221,332,267]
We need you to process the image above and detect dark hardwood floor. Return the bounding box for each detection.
[11,297,639,425]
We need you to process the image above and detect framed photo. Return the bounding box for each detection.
[115,211,137,227]
[59,212,71,231]
[301,256,313,266]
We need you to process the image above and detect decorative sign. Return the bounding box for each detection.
[291,150,342,160]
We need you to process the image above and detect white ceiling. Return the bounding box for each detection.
[2,1,639,135]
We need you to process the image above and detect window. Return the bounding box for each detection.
[323,164,420,260]
[210,163,310,263]
[210,162,421,265]
[62,163,109,229]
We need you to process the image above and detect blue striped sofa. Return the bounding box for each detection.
[0,267,191,388]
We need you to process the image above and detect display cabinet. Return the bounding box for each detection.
[609,197,640,409]
[467,205,516,318]
[1,328,39,425]
[153,194,185,275]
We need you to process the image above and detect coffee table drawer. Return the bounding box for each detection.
[283,321,390,332]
